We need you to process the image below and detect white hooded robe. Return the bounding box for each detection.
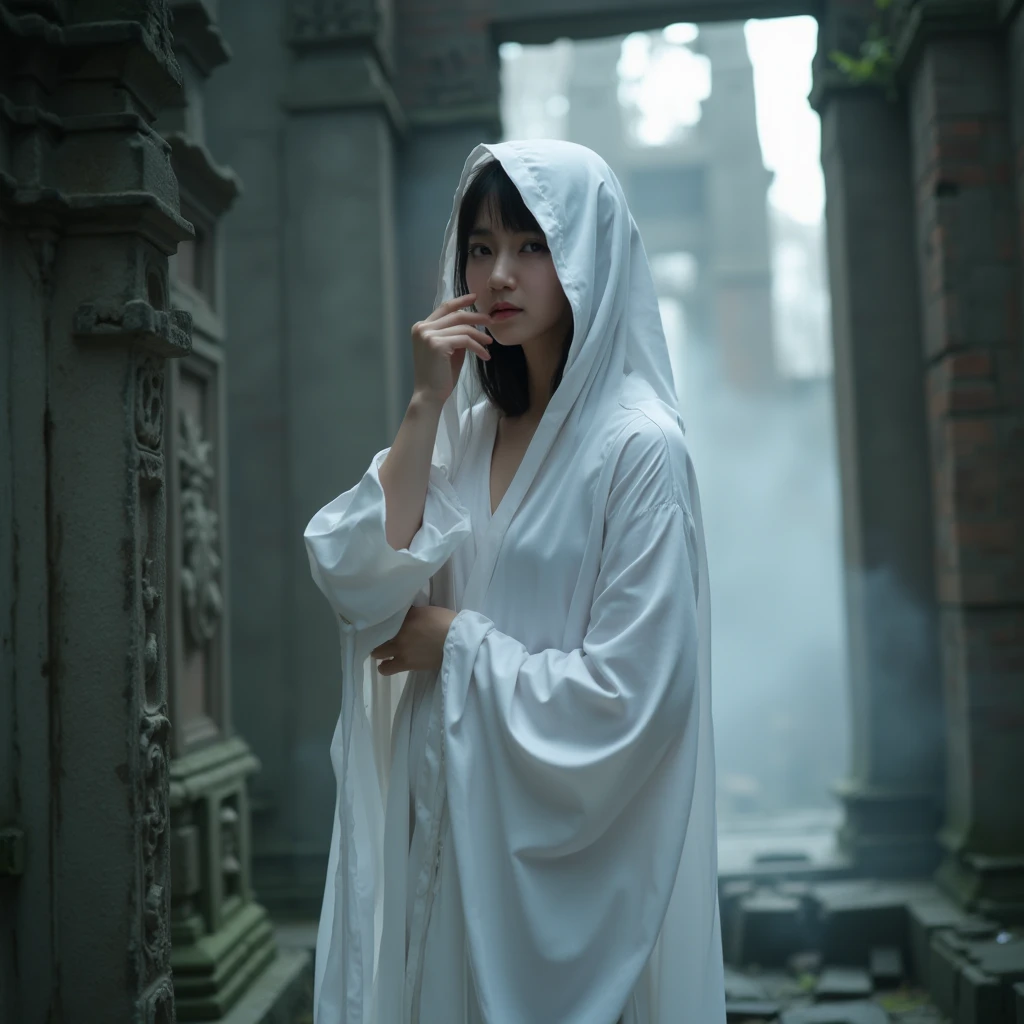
[303,139,726,1024]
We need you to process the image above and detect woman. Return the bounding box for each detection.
[304,140,725,1024]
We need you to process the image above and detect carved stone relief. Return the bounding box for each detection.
[290,0,379,42]
[179,409,223,648]
[219,797,242,899]
[136,357,165,451]
[140,710,172,977]
[138,974,175,1024]
[131,349,174,998]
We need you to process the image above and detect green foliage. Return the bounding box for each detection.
[829,0,897,97]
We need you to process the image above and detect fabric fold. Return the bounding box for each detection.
[303,447,472,1024]
[440,486,712,1023]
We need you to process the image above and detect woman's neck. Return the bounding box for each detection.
[519,333,563,423]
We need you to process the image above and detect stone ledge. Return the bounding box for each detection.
[0,175,194,251]
[170,736,261,804]
[892,0,1003,80]
[74,298,192,358]
[0,4,183,113]
[170,0,232,76]
[166,132,243,217]
[220,947,312,1024]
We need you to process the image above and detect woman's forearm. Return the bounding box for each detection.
[378,391,444,550]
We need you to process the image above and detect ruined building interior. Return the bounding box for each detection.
[2,0,1024,1022]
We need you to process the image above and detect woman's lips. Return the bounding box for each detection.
[491,308,521,320]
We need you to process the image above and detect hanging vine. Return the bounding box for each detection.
[829,0,898,97]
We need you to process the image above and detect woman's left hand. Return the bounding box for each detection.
[372,605,458,676]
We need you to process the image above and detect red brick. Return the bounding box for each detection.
[948,351,994,378]
[944,418,996,444]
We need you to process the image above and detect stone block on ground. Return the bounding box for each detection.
[870,946,905,989]
[726,999,784,1020]
[721,879,758,961]
[815,966,874,1001]
[790,950,824,977]
[219,947,312,1024]
[725,967,769,1002]
[906,891,972,988]
[930,926,1024,1024]
[779,1000,891,1023]
[730,890,809,968]
[810,881,934,968]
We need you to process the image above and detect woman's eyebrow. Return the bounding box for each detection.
[469,227,493,238]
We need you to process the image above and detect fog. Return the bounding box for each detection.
[501,20,849,845]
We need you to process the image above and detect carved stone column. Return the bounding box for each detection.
[0,3,191,1021]
[158,1,310,1018]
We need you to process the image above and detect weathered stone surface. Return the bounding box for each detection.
[779,999,891,1023]
[907,893,977,987]
[869,946,904,989]
[726,999,784,1020]
[726,967,770,1001]
[791,950,825,977]
[810,881,935,967]
[816,966,874,1001]
[930,926,1024,1024]
[731,890,810,968]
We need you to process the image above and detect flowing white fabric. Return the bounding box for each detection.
[303,139,725,1024]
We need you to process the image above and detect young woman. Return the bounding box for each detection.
[304,140,725,1024]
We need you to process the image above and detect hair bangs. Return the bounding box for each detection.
[453,159,571,418]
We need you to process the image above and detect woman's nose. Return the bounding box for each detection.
[488,253,515,289]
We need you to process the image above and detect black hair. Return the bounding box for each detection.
[454,160,573,417]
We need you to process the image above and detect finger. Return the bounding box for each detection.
[443,335,491,362]
[429,309,493,333]
[371,642,394,658]
[430,324,493,346]
[425,293,477,323]
[377,657,402,676]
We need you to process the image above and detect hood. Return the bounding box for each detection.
[432,138,682,489]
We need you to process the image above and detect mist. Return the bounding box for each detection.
[501,21,850,846]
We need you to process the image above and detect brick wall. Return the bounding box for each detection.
[909,29,1024,852]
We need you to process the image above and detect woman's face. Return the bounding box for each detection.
[464,200,572,349]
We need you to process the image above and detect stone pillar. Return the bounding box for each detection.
[206,0,406,914]
[0,3,191,1020]
[698,22,778,391]
[898,0,1024,917]
[394,0,502,401]
[158,2,310,1016]
[812,0,945,876]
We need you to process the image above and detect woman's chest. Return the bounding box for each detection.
[455,451,606,652]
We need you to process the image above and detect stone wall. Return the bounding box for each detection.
[899,1,1024,914]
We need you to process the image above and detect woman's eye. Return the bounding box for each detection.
[469,244,491,257]
[523,240,548,254]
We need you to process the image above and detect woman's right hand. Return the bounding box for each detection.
[410,293,493,408]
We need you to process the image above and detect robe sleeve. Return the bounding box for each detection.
[440,425,708,1024]
[302,448,471,1024]
[303,447,472,631]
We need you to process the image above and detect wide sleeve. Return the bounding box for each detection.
[440,430,717,1023]
[303,447,472,631]
[303,448,471,1024]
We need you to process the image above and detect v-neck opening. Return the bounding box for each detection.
[486,406,501,519]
